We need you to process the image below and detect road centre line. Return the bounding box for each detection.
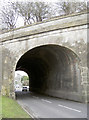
[41,99,52,103]
[58,104,81,112]
[32,96,39,99]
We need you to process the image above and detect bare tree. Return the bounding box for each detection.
[12,1,33,25]
[0,1,52,30]
[55,2,88,16]
[1,1,18,30]
[1,1,88,31]
[12,1,51,25]
[32,2,51,22]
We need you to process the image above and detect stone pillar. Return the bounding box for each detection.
[81,67,88,102]
[0,45,2,120]
[1,46,16,99]
[87,68,89,102]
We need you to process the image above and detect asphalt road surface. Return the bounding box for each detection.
[16,91,87,119]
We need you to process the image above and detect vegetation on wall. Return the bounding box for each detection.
[21,76,29,86]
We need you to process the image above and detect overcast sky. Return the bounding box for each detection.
[1,0,88,4]
[15,70,28,77]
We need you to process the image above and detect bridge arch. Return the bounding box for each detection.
[15,44,81,101]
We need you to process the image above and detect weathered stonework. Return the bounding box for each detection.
[0,12,88,102]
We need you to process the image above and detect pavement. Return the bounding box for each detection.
[16,91,87,119]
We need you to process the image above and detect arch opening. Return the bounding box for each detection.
[14,70,29,92]
[16,45,81,100]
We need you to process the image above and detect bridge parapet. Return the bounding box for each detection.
[0,12,88,42]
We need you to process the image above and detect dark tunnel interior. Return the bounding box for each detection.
[16,45,80,96]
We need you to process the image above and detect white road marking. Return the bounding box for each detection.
[41,99,52,103]
[20,105,32,117]
[22,105,40,120]
[58,104,81,112]
[18,101,39,119]
[32,96,39,99]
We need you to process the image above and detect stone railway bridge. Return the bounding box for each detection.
[0,12,89,102]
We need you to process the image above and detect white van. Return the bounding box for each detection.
[22,86,29,91]
[15,85,22,92]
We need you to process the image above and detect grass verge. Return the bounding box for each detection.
[0,95,2,119]
[2,95,30,118]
